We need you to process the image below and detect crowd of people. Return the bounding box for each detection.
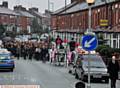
[2,41,49,62]
[0,35,78,64]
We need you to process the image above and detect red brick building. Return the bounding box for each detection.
[0,1,17,32]
[0,2,34,34]
[14,5,34,33]
[51,0,120,48]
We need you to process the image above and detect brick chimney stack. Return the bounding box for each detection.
[14,5,26,11]
[2,1,8,8]
[29,7,39,12]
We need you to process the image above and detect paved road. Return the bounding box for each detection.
[0,59,77,88]
[0,59,120,88]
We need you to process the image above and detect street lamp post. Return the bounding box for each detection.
[86,0,95,88]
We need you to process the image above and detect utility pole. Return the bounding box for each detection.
[65,0,67,11]
[50,2,54,12]
[64,0,68,68]
[86,0,95,88]
[48,0,50,11]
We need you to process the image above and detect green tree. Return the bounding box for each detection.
[96,45,110,52]
[20,29,28,35]
[31,18,42,33]
[5,31,16,38]
[96,45,112,58]
[99,47,112,58]
[44,27,50,33]
[0,24,6,36]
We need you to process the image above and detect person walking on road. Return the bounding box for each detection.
[16,45,21,60]
[55,35,63,49]
[28,45,34,60]
[41,45,48,63]
[69,38,76,52]
[108,55,120,88]
[23,45,28,60]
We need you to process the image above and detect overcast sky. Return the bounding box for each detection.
[0,0,70,13]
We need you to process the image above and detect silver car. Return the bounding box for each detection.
[75,54,109,83]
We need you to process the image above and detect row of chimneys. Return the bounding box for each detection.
[0,0,85,8]
[14,5,39,12]
[0,0,84,11]
[14,6,39,13]
[0,1,39,12]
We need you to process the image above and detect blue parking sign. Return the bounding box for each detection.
[82,35,98,51]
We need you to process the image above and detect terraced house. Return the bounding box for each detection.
[51,0,120,48]
[0,1,34,35]
[14,5,34,33]
[0,1,18,32]
[0,1,51,36]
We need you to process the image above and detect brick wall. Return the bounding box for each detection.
[51,1,120,32]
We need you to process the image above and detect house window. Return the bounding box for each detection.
[10,16,15,18]
[115,4,118,9]
[119,40,120,48]
[113,33,117,38]
[112,5,114,10]
[71,14,74,17]
[113,40,116,48]
[98,9,100,13]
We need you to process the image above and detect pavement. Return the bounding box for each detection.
[0,59,120,88]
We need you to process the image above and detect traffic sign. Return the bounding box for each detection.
[82,34,98,51]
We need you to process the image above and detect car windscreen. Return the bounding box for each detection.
[0,54,10,60]
[82,54,106,68]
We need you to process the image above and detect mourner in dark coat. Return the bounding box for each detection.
[108,56,120,88]
[41,45,48,63]
[28,46,34,60]
[69,38,76,52]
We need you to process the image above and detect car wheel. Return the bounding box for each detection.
[10,69,14,72]
[69,70,72,74]
[104,79,109,83]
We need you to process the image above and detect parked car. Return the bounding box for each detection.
[0,48,15,72]
[75,54,109,83]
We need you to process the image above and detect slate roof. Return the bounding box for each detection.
[53,0,116,15]
[0,7,18,15]
[52,1,77,15]
[15,10,34,18]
